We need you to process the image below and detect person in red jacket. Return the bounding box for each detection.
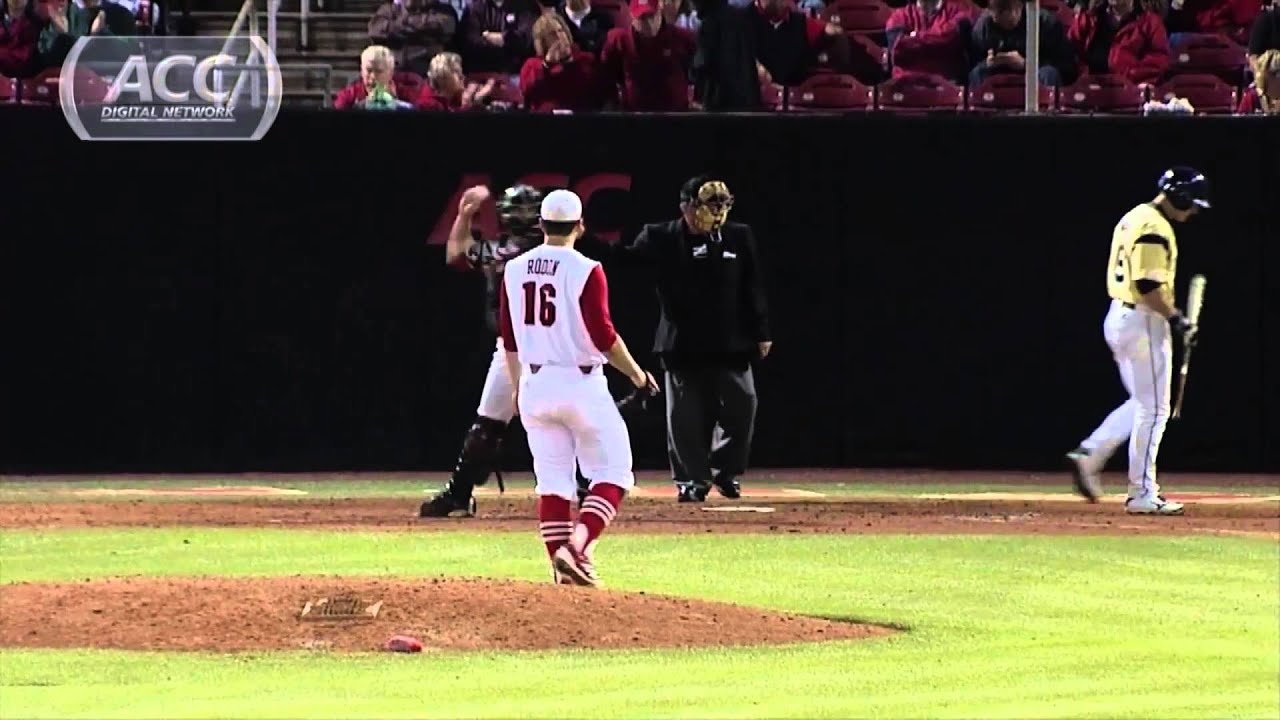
[886,0,977,82]
[417,50,497,109]
[1069,0,1171,85]
[1,0,38,77]
[600,0,696,110]
[1167,0,1260,40]
[1237,47,1278,113]
[519,13,602,111]
[334,44,434,109]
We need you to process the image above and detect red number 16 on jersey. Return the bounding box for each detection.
[522,282,557,326]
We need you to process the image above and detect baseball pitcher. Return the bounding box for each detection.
[499,190,659,587]
[1065,166,1209,515]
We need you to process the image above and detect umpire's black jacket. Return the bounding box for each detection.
[623,219,771,367]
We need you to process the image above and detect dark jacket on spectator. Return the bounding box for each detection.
[601,21,696,110]
[749,3,818,86]
[37,1,134,70]
[691,0,762,110]
[1250,7,1280,55]
[1,7,39,77]
[970,8,1075,83]
[463,0,536,72]
[1069,5,1170,84]
[557,3,612,55]
[887,0,975,82]
[334,71,430,109]
[368,0,459,76]
[519,48,602,110]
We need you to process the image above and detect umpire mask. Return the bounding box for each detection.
[683,180,734,234]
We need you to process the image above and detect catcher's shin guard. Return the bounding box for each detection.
[419,417,508,518]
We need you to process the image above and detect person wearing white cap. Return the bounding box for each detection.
[497,189,659,587]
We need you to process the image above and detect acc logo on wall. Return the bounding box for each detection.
[60,36,283,142]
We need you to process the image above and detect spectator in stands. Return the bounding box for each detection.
[691,0,762,109]
[1250,3,1280,56]
[463,0,536,72]
[1166,0,1258,41]
[519,13,601,109]
[558,0,612,55]
[1,0,39,77]
[887,0,976,83]
[36,0,134,70]
[368,0,459,76]
[418,50,497,108]
[602,0,696,109]
[1068,0,1170,84]
[335,44,430,109]
[1238,47,1279,112]
[970,0,1074,87]
[750,0,845,86]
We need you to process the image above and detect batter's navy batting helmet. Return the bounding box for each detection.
[1157,166,1211,211]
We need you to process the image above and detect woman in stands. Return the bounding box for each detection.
[334,45,433,110]
[1237,48,1279,113]
[419,51,497,110]
[519,13,603,111]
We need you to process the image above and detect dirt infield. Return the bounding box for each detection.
[1,495,1276,539]
[0,577,888,653]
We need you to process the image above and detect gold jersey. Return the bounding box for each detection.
[1107,203,1178,305]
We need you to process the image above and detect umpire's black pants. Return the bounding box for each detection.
[663,363,757,490]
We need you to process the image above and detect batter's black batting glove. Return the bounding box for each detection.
[1171,314,1198,348]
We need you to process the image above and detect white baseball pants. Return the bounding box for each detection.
[1079,300,1173,499]
[476,339,516,423]
[518,365,635,502]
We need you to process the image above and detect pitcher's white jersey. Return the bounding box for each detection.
[499,244,615,367]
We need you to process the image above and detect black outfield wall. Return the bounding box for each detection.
[2,107,1276,474]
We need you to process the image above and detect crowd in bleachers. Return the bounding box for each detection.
[337,0,1279,113]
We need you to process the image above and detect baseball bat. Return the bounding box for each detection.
[1172,274,1206,419]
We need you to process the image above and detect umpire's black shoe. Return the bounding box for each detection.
[676,484,709,503]
[712,475,742,499]
[419,488,477,518]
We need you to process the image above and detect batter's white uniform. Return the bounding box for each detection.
[1078,203,1178,500]
[499,245,635,502]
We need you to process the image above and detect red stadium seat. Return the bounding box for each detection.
[1058,74,1146,114]
[1153,73,1237,114]
[876,73,964,112]
[788,74,874,111]
[1169,33,1247,85]
[822,0,893,36]
[761,81,784,110]
[967,74,1056,113]
[0,76,14,103]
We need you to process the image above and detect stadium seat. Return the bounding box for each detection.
[967,74,1057,113]
[846,32,889,84]
[823,0,893,39]
[0,76,14,103]
[761,81,785,110]
[788,74,874,111]
[1058,74,1147,114]
[876,73,965,112]
[1153,73,1237,114]
[1169,33,1247,85]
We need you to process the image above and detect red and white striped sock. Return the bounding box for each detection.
[573,482,625,549]
[537,494,573,560]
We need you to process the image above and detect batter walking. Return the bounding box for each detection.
[499,189,659,586]
[1066,167,1208,515]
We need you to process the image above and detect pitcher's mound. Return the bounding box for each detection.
[0,577,890,653]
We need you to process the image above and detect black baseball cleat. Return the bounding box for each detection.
[419,488,477,518]
[677,484,709,503]
[712,474,742,499]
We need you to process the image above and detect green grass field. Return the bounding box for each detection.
[1,479,1278,719]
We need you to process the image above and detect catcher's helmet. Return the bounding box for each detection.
[1157,166,1211,211]
[497,184,544,241]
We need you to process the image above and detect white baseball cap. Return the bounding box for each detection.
[540,189,582,223]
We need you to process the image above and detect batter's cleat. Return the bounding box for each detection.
[1125,495,1185,516]
[712,474,742,500]
[418,488,478,518]
[1065,447,1102,503]
[553,545,599,587]
[677,484,709,503]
